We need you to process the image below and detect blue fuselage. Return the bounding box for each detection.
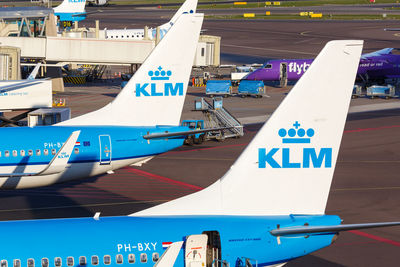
[0,214,341,267]
[55,12,87,22]
[0,125,186,189]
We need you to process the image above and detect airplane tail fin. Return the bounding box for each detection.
[133,40,363,216]
[58,13,203,126]
[53,0,87,14]
[160,0,198,30]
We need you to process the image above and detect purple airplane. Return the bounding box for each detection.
[245,48,400,85]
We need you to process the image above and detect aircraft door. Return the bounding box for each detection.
[99,135,112,165]
[279,62,288,87]
[185,234,208,267]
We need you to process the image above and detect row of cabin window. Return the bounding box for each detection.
[0,148,79,158]
[1,253,160,267]
[106,34,144,39]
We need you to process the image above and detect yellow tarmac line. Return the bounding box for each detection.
[333,187,400,192]
[0,200,167,213]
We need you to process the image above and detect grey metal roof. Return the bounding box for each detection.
[0,6,53,19]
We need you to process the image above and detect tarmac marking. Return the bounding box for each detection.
[158,156,235,161]
[344,125,400,133]
[124,167,203,191]
[333,186,400,192]
[164,143,247,155]
[0,200,167,213]
[349,230,400,247]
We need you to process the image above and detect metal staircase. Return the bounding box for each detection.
[195,98,243,140]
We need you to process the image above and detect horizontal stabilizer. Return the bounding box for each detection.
[143,127,233,139]
[153,241,183,267]
[0,130,80,177]
[270,221,400,236]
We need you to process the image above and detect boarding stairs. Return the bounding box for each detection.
[195,98,243,140]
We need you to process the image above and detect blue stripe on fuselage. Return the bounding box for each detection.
[0,215,341,267]
[0,125,187,167]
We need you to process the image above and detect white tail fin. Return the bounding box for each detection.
[160,0,198,30]
[53,0,87,14]
[133,40,363,216]
[59,13,203,126]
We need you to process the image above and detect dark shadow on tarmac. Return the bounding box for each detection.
[221,53,271,65]
[287,255,346,267]
[347,108,400,121]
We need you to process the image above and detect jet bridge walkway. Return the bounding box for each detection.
[194,97,243,140]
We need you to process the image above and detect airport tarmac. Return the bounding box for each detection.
[2,6,400,267]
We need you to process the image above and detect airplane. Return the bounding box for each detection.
[0,39,398,267]
[104,0,198,40]
[0,13,209,189]
[245,47,400,86]
[53,0,88,22]
[87,0,109,7]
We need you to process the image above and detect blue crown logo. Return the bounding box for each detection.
[148,66,172,81]
[278,121,314,144]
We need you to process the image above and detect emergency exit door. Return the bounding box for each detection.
[99,135,112,165]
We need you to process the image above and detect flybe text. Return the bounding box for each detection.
[288,62,311,75]
[135,83,183,97]
[258,147,332,168]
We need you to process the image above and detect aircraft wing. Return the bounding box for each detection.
[153,241,183,267]
[0,131,80,177]
[143,127,236,139]
[270,221,400,236]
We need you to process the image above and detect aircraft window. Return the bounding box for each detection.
[140,254,147,263]
[91,256,98,266]
[4,151,9,157]
[51,149,56,155]
[142,34,144,37]
[66,257,73,267]
[44,149,49,156]
[36,149,41,156]
[74,148,79,154]
[78,256,86,266]
[12,150,17,157]
[128,254,135,264]
[152,253,159,263]
[28,150,33,156]
[111,36,113,38]
[1,260,7,267]
[201,48,205,57]
[41,258,48,267]
[131,35,134,38]
[264,64,272,69]
[54,257,61,267]
[103,256,111,265]
[13,260,20,267]
[116,255,123,264]
[116,36,118,39]
[20,150,25,157]
[27,258,34,267]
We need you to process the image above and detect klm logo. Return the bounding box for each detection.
[69,0,85,3]
[58,152,70,159]
[258,121,332,169]
[135,66,183,97]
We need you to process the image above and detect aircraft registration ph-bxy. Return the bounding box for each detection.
[0,13,210,189]
[0,39,398,266]
[245,48,400,85]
